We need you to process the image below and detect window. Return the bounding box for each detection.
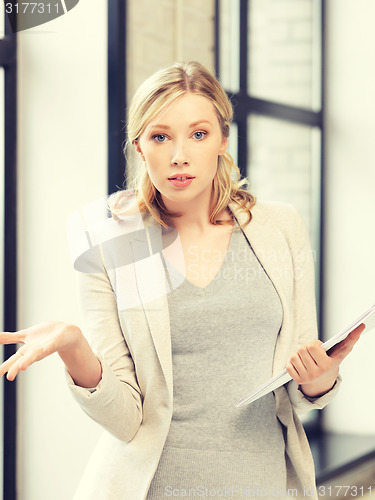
[108,0,324,434]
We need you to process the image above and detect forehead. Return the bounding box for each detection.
[146,93,220,129]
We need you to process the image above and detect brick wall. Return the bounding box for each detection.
[247,116,319,235]
[125,0,215,183]
[127,0,215,97]
[125,0,318,235]
[245,0,320,236]
[249,0,319,109]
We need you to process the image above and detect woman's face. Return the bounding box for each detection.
[135,92,228,211]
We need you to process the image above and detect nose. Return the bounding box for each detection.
[171,141,189,166]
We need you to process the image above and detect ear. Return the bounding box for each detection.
[134,140,145,161]
[218,137,229,156]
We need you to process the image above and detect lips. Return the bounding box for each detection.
[168,173,195,180]
[168,174,195,188]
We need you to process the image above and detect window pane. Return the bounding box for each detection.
[0,3,4,39]
[219,0,240,93]
[247,114,321,240]
[248,0,321,110]
[0,66,4,498]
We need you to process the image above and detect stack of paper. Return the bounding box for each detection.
[236,303,375,407]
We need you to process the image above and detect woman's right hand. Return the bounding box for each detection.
[0,321,83,381]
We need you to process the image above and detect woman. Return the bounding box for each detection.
[0,61,363,499]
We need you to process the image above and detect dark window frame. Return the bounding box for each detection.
[1,12,17,500]
[108,0,127,195]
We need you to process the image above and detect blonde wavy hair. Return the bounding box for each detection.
[108,61,256,228]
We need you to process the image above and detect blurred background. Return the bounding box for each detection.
[0,0,375,498]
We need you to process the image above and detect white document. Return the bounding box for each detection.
[236,303,375,408]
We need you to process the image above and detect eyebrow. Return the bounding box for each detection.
[149,120,213,130]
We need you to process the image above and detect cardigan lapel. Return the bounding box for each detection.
[230,202,294,375]
[129,220,175,403]
[129,201,296,399]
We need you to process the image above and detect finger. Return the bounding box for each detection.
[285,361,301,383]
[296,340,324,369]
[41,338,60,357]
[352,323,366,335]
[5,358,23,381]
[328,342,356,362]
[287,353,308,383]
[328,324,364,360]
[304,342,332,371]
[297,348,321,378]
[0,350,25,378]
[0,331,26,345]
[289,342,328,383]
[340,324,365,347]
[6,347,44,381]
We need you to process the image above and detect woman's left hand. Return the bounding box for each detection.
[285,323,365,398]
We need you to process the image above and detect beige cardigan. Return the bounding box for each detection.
[66,196,341,500]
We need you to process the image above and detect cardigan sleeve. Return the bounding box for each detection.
[286,375,342,412]
[283,204,342,412]
[65,267,143,442]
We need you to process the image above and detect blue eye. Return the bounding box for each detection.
[152,134,167,143]
[193,131,206,140]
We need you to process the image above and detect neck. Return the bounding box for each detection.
[161,191,232,234]
[160,186,213,231]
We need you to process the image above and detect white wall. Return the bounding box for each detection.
[126,0,215,182]
[17,2,107,499]
[323,0,375,434]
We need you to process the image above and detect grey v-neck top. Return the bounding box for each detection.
[146,225,285,498]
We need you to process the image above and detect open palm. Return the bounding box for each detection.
[0,321,80,381]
